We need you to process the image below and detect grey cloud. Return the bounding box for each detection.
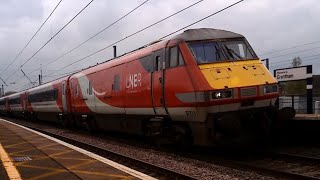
[0,0,319,91]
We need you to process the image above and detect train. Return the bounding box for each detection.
[0,28,294,146]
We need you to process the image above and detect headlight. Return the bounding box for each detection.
[212,90,232,99]
[264,84,278,94]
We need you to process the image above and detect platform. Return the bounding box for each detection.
[294,114,320,120]
[0,119,155,180]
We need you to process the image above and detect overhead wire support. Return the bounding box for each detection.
[0,0,63,77]
[24,0,150,77]
[21,69,35,87]
[43,0,208,77]
[0,77,8,86]
[5,0,95,82]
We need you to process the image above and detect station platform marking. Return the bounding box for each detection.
[0,142,22,180]
[294,114,320,120]
[0,119,157,180]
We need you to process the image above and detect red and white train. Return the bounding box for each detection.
[0,28,293,145]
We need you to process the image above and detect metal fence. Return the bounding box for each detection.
[278,96,320,114]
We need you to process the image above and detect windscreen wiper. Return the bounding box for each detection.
[224,45,242,60]
[214,45,222,61]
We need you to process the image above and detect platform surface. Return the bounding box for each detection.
[0,161,9,180]
[294,114,320,120]
[0,119,155,180]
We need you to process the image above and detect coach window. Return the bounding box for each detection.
[62,83,65,95]
[75,85,79,96]
[70,81,73,94]
[88,81,93,95]
[54,89,58,99]
[113,74,120,92]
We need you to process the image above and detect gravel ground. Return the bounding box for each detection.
[6,118,277,180]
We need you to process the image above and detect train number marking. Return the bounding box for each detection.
[185,111,196,116]
[126,73,142,89]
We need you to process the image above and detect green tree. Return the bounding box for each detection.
[291,56,302,67]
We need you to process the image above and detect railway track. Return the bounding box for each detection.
[6,117,320,179]
[182,147,320,179]
[9,120,196,180]
[229,153,320,180]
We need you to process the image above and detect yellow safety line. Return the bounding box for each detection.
[0,143,22,180]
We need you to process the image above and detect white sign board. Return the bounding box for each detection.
[274,66,311,82]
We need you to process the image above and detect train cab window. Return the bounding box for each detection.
[113,74,120,92]
[169,46,185,68]
[189,42,224,64]
[178,51,185,66]
[188,39,257,64]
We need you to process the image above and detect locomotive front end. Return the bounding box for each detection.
[183,30,288,144]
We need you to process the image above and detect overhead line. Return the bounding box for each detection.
[44,69,81,77]
[0,77,8,86]
[260,40,320,56]
[160,0,244,39]
[42,0,209,77]
[17,0,205,89]
[270,53,320,65]
[19,0,244,90]
[5,0,94,82]
[270,56,320,68]
[24,0,150,77]
[268,46,320,59]
[21,69,35,87]
[0,0,63,76]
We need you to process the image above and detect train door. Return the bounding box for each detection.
[70,79,76,112]
[152,49,167,115]
[62,80,68,112]
[22,92,27,111]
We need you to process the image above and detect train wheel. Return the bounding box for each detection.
[60,119,68,128]
[83,118,97,134]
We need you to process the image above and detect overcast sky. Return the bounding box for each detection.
[0,0,319,92]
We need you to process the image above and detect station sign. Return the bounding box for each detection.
[274,65,313,114]
[274,66,312,82]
